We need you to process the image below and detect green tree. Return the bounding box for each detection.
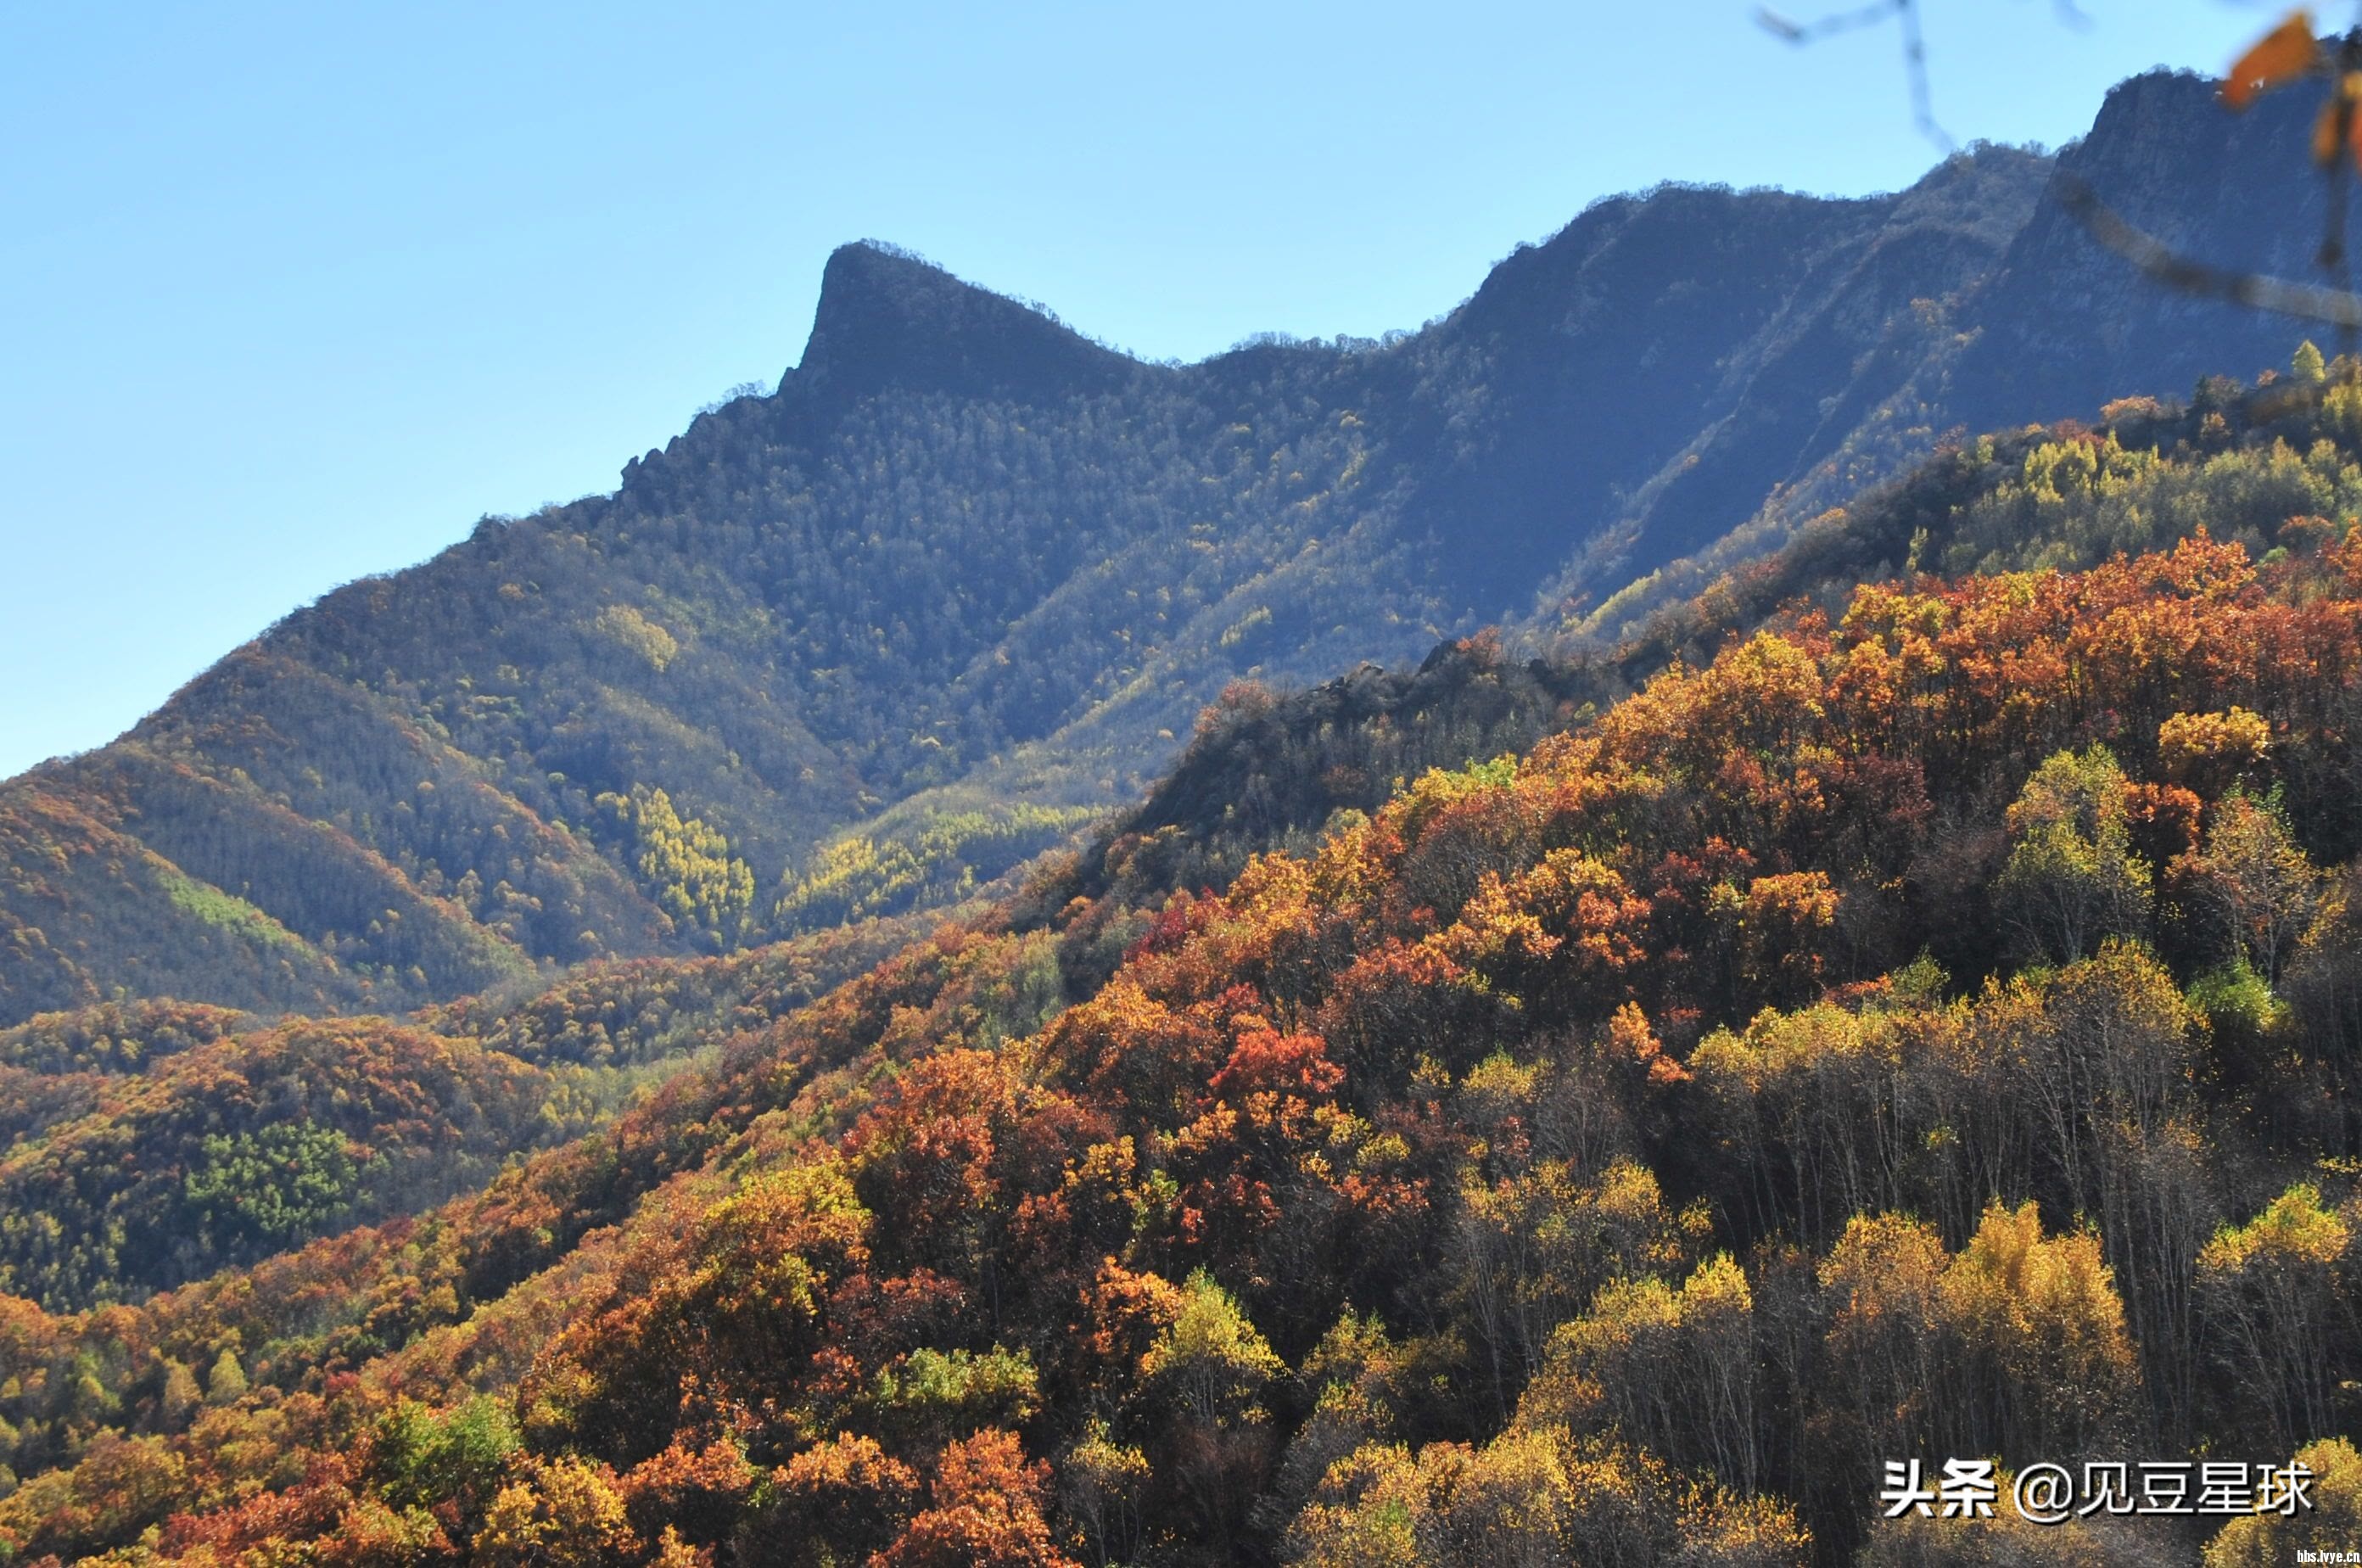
[205,1347,249,1405]
[605,787,755,944]
[1143,1270,1284,1431]
[1141,1269,1286,1548]
[158,1359,201,1429]
[182,1120,373,1250]
[2199,1184,2354,1448]
[372,1397,521,1520]
[1995,746,2152,964]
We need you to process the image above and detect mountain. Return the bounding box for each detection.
[0,67,2346,1029]
[10,370,2362,1563]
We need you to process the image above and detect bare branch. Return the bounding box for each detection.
[1895,0,1953,150]
[1757,0,1951,149]
[2051,169,2362,329]
[1755,2,1900,42]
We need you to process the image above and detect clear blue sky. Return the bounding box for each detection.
[0,1,2275,778]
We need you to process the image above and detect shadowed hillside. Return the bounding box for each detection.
[12,374,2362,1561]
[2,68,2348,1028]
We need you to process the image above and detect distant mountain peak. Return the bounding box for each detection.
[792,239,1139,401]
[6,65,2349,1030]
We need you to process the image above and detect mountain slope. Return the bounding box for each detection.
[13,400,2362,1558]
[1,67,2347,1028]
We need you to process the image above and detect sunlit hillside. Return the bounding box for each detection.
[9,365,2362,1563]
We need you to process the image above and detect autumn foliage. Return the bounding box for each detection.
[13,501,2362,1565]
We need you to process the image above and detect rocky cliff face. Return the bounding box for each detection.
[1946,69,2335,436]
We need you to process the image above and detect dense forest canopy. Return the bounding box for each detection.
[8,351,2362,1562]
[19,29,2362,1562]
[3,65,2355,1031]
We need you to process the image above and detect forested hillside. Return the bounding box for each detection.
[9,362,2362,1563]
[3,66,2353,1028]
[0,913,924,1313]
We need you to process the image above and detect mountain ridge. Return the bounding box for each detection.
[12,370,2362,1561]
[788,238,1140,402]
[2,65,2344,1028]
